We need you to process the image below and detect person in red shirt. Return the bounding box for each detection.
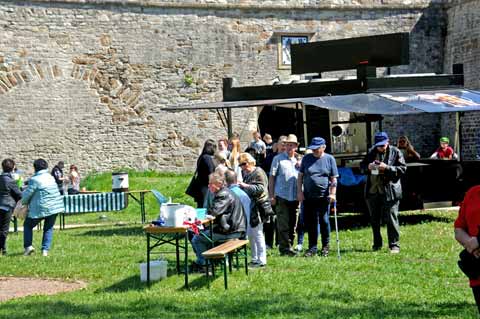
[454,185,480,314]
[430,137,454,159]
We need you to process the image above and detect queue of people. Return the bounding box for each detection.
[188,132,341,264]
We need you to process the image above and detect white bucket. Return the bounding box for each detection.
[112,172,129,192]
[140,260,168,282]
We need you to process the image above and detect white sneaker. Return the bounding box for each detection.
[24,246,35,256]
[42,250,48,257]
[295,244,303,252]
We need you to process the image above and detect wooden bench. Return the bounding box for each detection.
[202,239,249,289]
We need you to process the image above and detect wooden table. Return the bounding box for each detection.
[143,218,214,288]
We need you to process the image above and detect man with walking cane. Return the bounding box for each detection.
[361,132,406,254]
[297,137,339,257]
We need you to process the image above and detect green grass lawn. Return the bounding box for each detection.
[1,172,477,318]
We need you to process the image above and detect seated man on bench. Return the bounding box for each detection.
[191,171,246,272]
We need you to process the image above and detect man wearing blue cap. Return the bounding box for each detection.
[297,137,338,257]
[361,132,406,254]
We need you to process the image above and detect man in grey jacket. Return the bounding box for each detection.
[361,132,406,253]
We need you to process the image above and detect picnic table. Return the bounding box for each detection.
[143,216,214,289]
[59,190,151,229]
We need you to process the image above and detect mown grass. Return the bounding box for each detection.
[0,172,477,318]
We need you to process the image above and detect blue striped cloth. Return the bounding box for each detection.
[63,192,127,214]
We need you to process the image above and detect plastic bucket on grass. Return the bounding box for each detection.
[140,260,168,282]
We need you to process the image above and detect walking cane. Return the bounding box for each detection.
[332,200,341,260]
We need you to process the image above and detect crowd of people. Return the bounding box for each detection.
[0,159,80,257]
[186,130,479,313]
[187,131,407,267]
[187,131,469,260]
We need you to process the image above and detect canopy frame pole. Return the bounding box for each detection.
[302,103,308,148]
[455,111,463,160]
[366,121,372,150]
[295,102,302,145]
[227,108,233,138]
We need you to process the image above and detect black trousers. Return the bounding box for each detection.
[0,209,13,253]
[473,286,480,314]
[263,216,277,248]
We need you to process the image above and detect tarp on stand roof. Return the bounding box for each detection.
[167,89,480,115]
[376,89,480,113]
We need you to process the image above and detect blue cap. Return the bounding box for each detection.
[374,132,389,147]
[308,137,326,150]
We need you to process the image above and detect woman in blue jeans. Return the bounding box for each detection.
[22,159,64,257]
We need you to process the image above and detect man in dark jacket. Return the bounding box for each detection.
[0,159,22,255]
[191,171,246,270]
[360,132,406,253]
[51,161,65,195]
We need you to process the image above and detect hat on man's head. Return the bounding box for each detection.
[284,134,299,145]
[440,136,450,143]
[373,132,389,147]
[308,137,326,150]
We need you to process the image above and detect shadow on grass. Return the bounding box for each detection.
[335,213,452,231]
[100,275,148,293]
[399,213,452,225]
[1,289,477,318]
[76,226,144,237]
[100,267,207,293]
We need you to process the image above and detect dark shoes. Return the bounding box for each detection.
[190,262,206,274]
[303,249,317,257]
[249,261,266,268]
[280,249,297,257]
[320,245,330,257]
[304,246,329,257]
[372,245,382,251]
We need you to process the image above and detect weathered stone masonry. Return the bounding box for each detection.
[0,0,478,174]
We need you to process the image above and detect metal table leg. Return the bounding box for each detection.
[244,245,248,275]
[147,233,151,286]
[175,236,180,273]
[224,255,228,290]
[235,251,239,270]
[206,260,210,289]
[184,232,189,289]
[140,192,146,224]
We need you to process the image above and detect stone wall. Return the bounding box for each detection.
[0,1,453,173]
[444,0,480,159]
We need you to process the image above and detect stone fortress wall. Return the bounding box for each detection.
[0,0,478,174]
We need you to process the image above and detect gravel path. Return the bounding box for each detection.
[0,277,86,302]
